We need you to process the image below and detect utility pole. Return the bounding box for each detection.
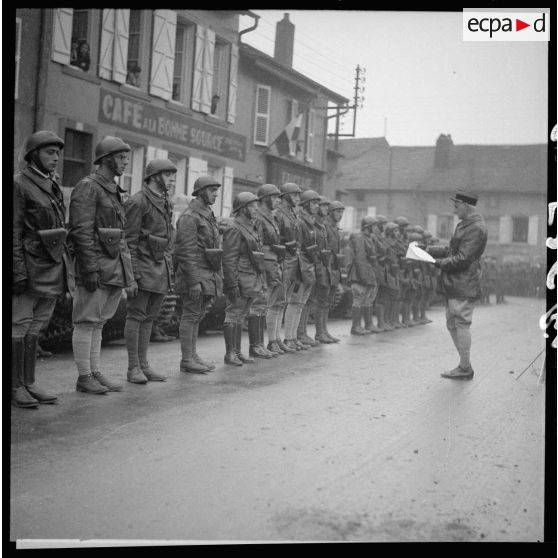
[327,65,365,150]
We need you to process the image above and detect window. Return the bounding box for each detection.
[355,191,365,203]
[356,207,367,227]
[15,18,21,99]
[485,217,500,243]
[210,40,229,119]
[289,99,298,157]
[70,10,91,72]
[172,24,189,102]
[119,147,144,197]
[254,85,271,146]
[305,109,315,163]
[62,129,93,190]
[437,215,454,240]
[512,216,529,243]
[126,10,143,87]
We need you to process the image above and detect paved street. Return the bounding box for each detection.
[10,296,548,543]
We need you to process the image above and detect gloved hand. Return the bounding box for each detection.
[226,286,240,304]
[125,280,138,298]
[188,283,202,300]
[433,260,442,268]
[82,271,99,293]
[13,279,27,296]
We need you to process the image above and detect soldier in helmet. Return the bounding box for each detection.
[69,136,135,394]
[12,131,74,408]
[370,215,389,331]
[420,230,435,322]
[294,190,321,348]
[253,184,285,356]
[174,175,223,374]
[394,216,411,327]
[122,159,177,384]
[322,200,346,342]
[274,183,304,352]
[406,229,426,325]
[222,192,266,366]
[383,222,402,331]
[347,216,379,335]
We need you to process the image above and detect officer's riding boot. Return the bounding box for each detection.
[375,304,386,332]
[323,308,341,343]
[259,316,277,357]
[179,319,209,374]
[350,307,368,335]
[223,322,242,366]
[23,334,57,403]
[138,320,167,381]
[364,305,381,333]
[297,305,317,346]
[12,337,39,408]
[193,320,216,370]
[235,322,254,363]
[383,300,395,331]
[249,315,272,358]
[314,307,332,343]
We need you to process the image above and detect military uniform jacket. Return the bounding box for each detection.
[255,206,283,288]
[124,186,174,294]
[69,172,134,288]
[371,233,388,287]
[347,232,376,286]
[437,213,488,300]
[314,215,332,288]
[297,209,318,286]
[396,237,412,289]
[174,197,223,297]
[324,216,343,287]
[384,236,401,290]
[13,165,74,297]
[275,202,301,284]
[222,213,265,297]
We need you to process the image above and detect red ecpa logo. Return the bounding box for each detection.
[463,11,549,41]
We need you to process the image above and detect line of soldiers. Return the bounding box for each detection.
[343,215,439,335]
[12,131,439,410]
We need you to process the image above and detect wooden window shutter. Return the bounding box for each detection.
[366,207,376,217]
[528,215,539,246]
[427,214,437,236]
[499,215,512,244]
[200,28,215,114]
[186,157,208,197]
[112,10,130,84]
[149,10,177,100]
[222,167,234,217]
[227,43,239,124]
[289,99,298,156]
[305,109,315,163]
[98,9,115,79]
[254,85,271,146]
[51,8,73,65]
[191,25,206,112]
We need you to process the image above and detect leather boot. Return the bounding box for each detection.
[350,307,368,335]
[179,319,209,374]
[392,301,403,328]
[137,320,166,381]
[283,339,300,351]
[314,307,333,344]
[192,320,215,371]
[297,305,317,346]
[277,339,296,353]
[92,371,124,391]
[399,302,409,327]
[235,322,254,363]
[127,366,148,384]
[383,301,395,331]
[323,308,340,343]
[259,316,277,357]
[248,316,272,358]
[374,304,386,332]
[267,340,283,355]
[12,337,39,408]
[224,322,242,366]
[76,373,109,394]
[23,335,57,403]
[363,306,381,333]
[411,300,421,325]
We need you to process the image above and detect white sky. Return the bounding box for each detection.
[242,9,550,146]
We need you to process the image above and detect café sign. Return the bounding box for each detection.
[98,89,246,162]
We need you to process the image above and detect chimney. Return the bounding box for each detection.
[274,13,295,68]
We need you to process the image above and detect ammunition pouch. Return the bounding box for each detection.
[320,249,332,266]
[305,244,320,264]
[271,244,286,261]
[147,234,168,263]
[335,252,345,269]
[285,240,297,256]
[204,248,223,272]
[37,228,67,263]
[97,228,122,259]
[252,251,266,274]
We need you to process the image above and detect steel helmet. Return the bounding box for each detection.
[298,189,321,205]
[279,182,302,195]
[394,216,409,227]
[318,196,330,205]
[407,232,423,242]
[412,225,424,234]
[329,201,345,211]
[232,191,258,213]
[375,214,388,224]
[430,236,440,244]
[145,159,178,181]
[384,222,399,232]
[192,175,221,194]
[361,216,378,230]
[94,136,131,164]
[24,131,64,161]
[257,183,281,199]
[423,231,433,239]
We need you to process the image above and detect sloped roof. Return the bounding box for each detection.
[334,138,548,194]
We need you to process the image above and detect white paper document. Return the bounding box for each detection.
[405,241,436,263]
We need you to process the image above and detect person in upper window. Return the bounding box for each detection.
[126,63,141,87]
[75,39,90,72]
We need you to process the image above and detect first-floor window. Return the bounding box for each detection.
[70,9,91,72]
[512,216,529,243]
[62,129,93,190]
[119,146,144,197]
[437,215,454,240]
